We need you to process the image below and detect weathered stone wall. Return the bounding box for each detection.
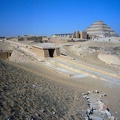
[27,36,36,41]
[54,48,60,57]
[34,37,42,43]
[44,49,49,57]
[32,47,45,57]
[0,51,12,60]
[42,37,48,41]
[73,31,87,39]
[32,47,60,58]
[73,31,79,38]
[81,32,87,39]
[84,20,118,37]
[18,37,26,41]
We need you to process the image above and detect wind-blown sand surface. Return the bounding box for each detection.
[0,59,87,119]
[0,40,120,119]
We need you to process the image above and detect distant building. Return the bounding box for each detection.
[18,36,48,42]
[52,33,73,38]
[73,31,88,39]
[35,36,48,43]
[84,20,118,38]
[32,43,60,58]
[52,31,89,39]
[18,37,26,41]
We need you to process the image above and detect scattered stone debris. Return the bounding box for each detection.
[83,90,115,120]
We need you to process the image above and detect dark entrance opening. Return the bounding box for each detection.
[49,49,55,57]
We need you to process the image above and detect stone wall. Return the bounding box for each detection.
[73,31,88,39]
[32,47,45,57]
[32,47,60,58]
[44,49,49,57]
[0,51,12,60]
[54,48,60,57]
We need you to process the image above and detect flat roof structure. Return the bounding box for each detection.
[32,43,60,58]
[33,43,60,49]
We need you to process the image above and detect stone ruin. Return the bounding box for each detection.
[0,50,13,60]
[84,20,118,38]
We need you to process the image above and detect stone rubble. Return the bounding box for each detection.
[83,90,115,120]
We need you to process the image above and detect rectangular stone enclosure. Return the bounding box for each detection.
[32,43,60,58]
[0,50,12,60]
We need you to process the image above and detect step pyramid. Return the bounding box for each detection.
[84,20,118,37]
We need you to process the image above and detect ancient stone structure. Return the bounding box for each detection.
[18,36,48,42]
[84,20,118,38]
[73,31,88,39]
[32,43,60,58]
[52,32,88,39]
[0,50,12,60]
[52,33,73,38]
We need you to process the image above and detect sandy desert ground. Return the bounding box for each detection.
[0,39,120,119]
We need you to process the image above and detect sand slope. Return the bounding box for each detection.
[98,54,120,65]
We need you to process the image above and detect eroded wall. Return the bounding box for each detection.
[73,31,88,39]
[0,51,12,60]
[32,47,45,57]
[54,48,60,57]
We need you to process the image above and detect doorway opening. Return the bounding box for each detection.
[48,49,55,57]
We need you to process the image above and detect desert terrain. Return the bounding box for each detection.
[0,39,120,119]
